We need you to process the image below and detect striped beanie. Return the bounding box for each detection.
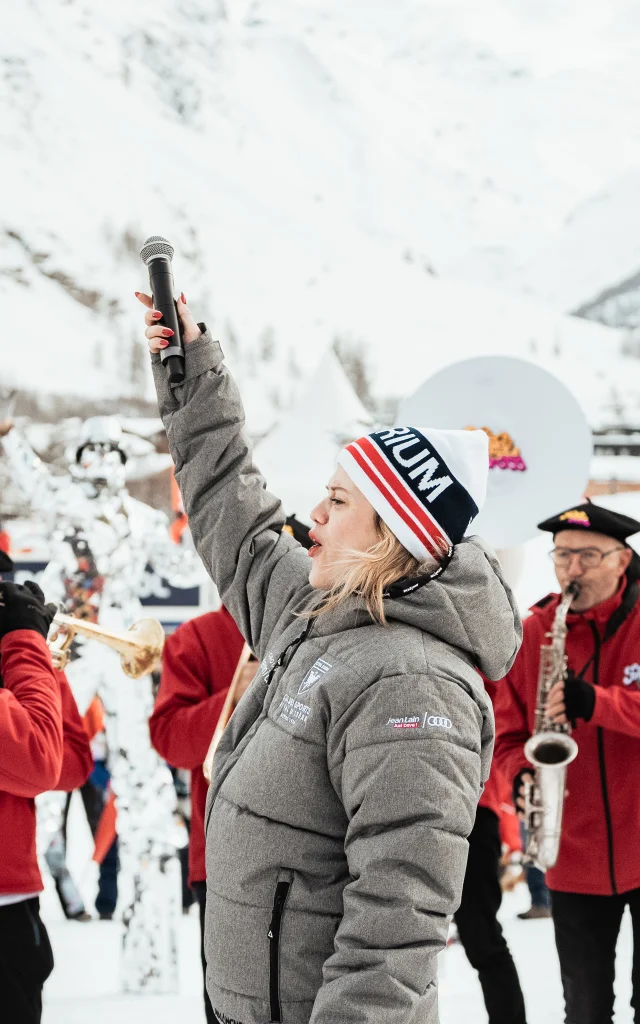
[338,427,489,562]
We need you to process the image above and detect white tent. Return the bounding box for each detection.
[255,349,372,524]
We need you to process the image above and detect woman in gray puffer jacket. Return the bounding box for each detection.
[140,292,522,1024]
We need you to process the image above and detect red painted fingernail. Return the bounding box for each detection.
[161,328,174,337]
[180,292,186,304]
[160,340,169,347]
[134,291,140,297]
[152,311,162,319]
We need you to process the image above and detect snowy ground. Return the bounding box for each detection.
[41,793,635,1023]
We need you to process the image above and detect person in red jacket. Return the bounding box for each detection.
[455,680,528,1024]
[494,501,640,1024]
[150,606,253,1024]
[0,574,92,1024]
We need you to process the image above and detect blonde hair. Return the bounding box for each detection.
[309,516,439,625]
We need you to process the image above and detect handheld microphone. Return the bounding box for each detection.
[139,236,185,384]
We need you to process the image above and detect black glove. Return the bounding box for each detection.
[564,670,596,726]
[0,581,55,641]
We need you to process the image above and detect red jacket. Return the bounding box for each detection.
[494,580,640,895]
[0,631,93,894]
[150,608,245,884]
[478,680,503,819]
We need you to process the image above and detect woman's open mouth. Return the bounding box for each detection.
[308,532,322,557]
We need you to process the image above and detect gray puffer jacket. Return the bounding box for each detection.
[151,333,522,1024]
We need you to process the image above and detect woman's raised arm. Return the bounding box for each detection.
[140,293,312,656]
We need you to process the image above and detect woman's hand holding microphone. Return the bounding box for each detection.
[135,291,202,354]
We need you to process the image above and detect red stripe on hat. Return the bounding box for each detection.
[357,438,450,551]
[347,440,446,558]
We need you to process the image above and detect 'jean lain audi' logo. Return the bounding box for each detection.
[427,715,452,729]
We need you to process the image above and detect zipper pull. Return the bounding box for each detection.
[267,879,291,936]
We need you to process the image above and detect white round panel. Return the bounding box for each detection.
[397,356,592,550]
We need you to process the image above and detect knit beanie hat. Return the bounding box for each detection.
[337,426,489,562]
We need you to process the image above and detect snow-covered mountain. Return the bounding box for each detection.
[4,0,640,432]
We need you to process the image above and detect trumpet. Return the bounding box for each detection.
[48,613,165,679]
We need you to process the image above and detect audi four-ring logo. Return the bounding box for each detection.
[427,715,452,729]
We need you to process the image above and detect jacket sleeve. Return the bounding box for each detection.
[314,673,488,1024]
[54,672,93,792]
[150,620,228,770]
[0,631,64,796]
[151,334,312,657]
[493,662,531,787]
[590,685,640,737]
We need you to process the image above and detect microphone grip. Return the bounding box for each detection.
[148,258,185,384]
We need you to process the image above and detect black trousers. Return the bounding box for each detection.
[551,887,640,1024]
[0,898,54,1024]
[456,807,527,1024]
[61,780,119,917]
[192,880,215,1024]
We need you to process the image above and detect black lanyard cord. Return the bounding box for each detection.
[263,617,315,688]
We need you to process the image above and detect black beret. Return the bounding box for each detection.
[284,514,313,551]
[538,501,640,545]
[0,549,14,573]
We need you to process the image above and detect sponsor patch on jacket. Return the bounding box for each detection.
[298,657,332,695]
[387,714,452,730]
[277,694,312,726]
[623,663,640,687]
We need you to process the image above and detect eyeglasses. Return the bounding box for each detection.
[549,546,624,569]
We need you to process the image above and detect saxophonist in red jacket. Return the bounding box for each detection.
[0,568,92,1024]
[494,502,640,1024]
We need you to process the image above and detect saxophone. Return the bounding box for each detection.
[523,580,580,870]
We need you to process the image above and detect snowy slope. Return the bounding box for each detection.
[4,0,640,431]
[495,172,640,313]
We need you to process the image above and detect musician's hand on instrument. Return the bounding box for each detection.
[136,291,202,353]
[546,679,567,725]
[0,580,55,641]
[564,671,596,724]
[514,769,534,818]
[233,658,258,706]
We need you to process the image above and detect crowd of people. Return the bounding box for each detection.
[0,287,639,1024]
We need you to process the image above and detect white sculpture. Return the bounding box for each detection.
[1,412,204,992]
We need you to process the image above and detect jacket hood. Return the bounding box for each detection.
[384,536,522,679]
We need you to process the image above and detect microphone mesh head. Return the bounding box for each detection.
[140,235,174,264]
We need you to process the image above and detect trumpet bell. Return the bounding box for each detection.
[49,613,165,679]
[118,618,166,678]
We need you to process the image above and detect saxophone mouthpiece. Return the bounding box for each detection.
[567,580,581,599]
